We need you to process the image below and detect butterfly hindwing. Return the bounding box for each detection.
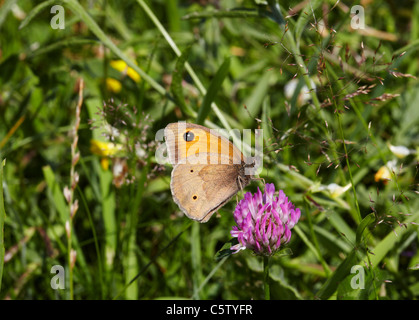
[170,154,244,222]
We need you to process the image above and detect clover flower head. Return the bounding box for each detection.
[230,183,301,256]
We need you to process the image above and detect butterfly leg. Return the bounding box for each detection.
[252,176,265,186]
[237,175,244,191]
[237,176,247,200]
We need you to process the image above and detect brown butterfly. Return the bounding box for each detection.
[164,122,254,222]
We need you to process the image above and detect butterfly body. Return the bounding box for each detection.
[165,122,253,222]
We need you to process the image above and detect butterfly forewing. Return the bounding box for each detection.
[164,122,243,166]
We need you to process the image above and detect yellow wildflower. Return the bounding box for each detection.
[90,139,124,157]
[110,60,141,83]
[100,158,110,171]
[106,78,122,93]
[374,160,397,183]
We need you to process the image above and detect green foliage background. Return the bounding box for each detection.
[0,0,418,300]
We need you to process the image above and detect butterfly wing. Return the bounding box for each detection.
[165,122,244,166]
[170,154,246,222]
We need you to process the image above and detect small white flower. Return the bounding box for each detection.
[284,78,316,105]
[135,144,146,158]
[319,183,352,198]
[388,144,416,159]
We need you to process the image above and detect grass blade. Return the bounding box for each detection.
[183,8,261,20]
[241,71,271,125]
[43,165,69,224]
[355,213,375,246]
[0,159,6,292]
[197,57,231,124]
[18,0,56,30]
[0,0,17,30]
[294,0,322,46]
[370,210,419,269]
[100,166,116,269]
[171,45,195,117]
[214,238,238,261]
[191,222,203,299]
[316,250,359,300]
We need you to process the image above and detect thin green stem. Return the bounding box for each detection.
[294,225,332,277]
[67,226,73,299]
[0,159,6,293]
[76,184,104,299]
[336,113,362,223]
[191,256,229,300]
[263,255,270,300]
[364,244,379,300]
[303,200,332,277]
[191,222,202,299]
